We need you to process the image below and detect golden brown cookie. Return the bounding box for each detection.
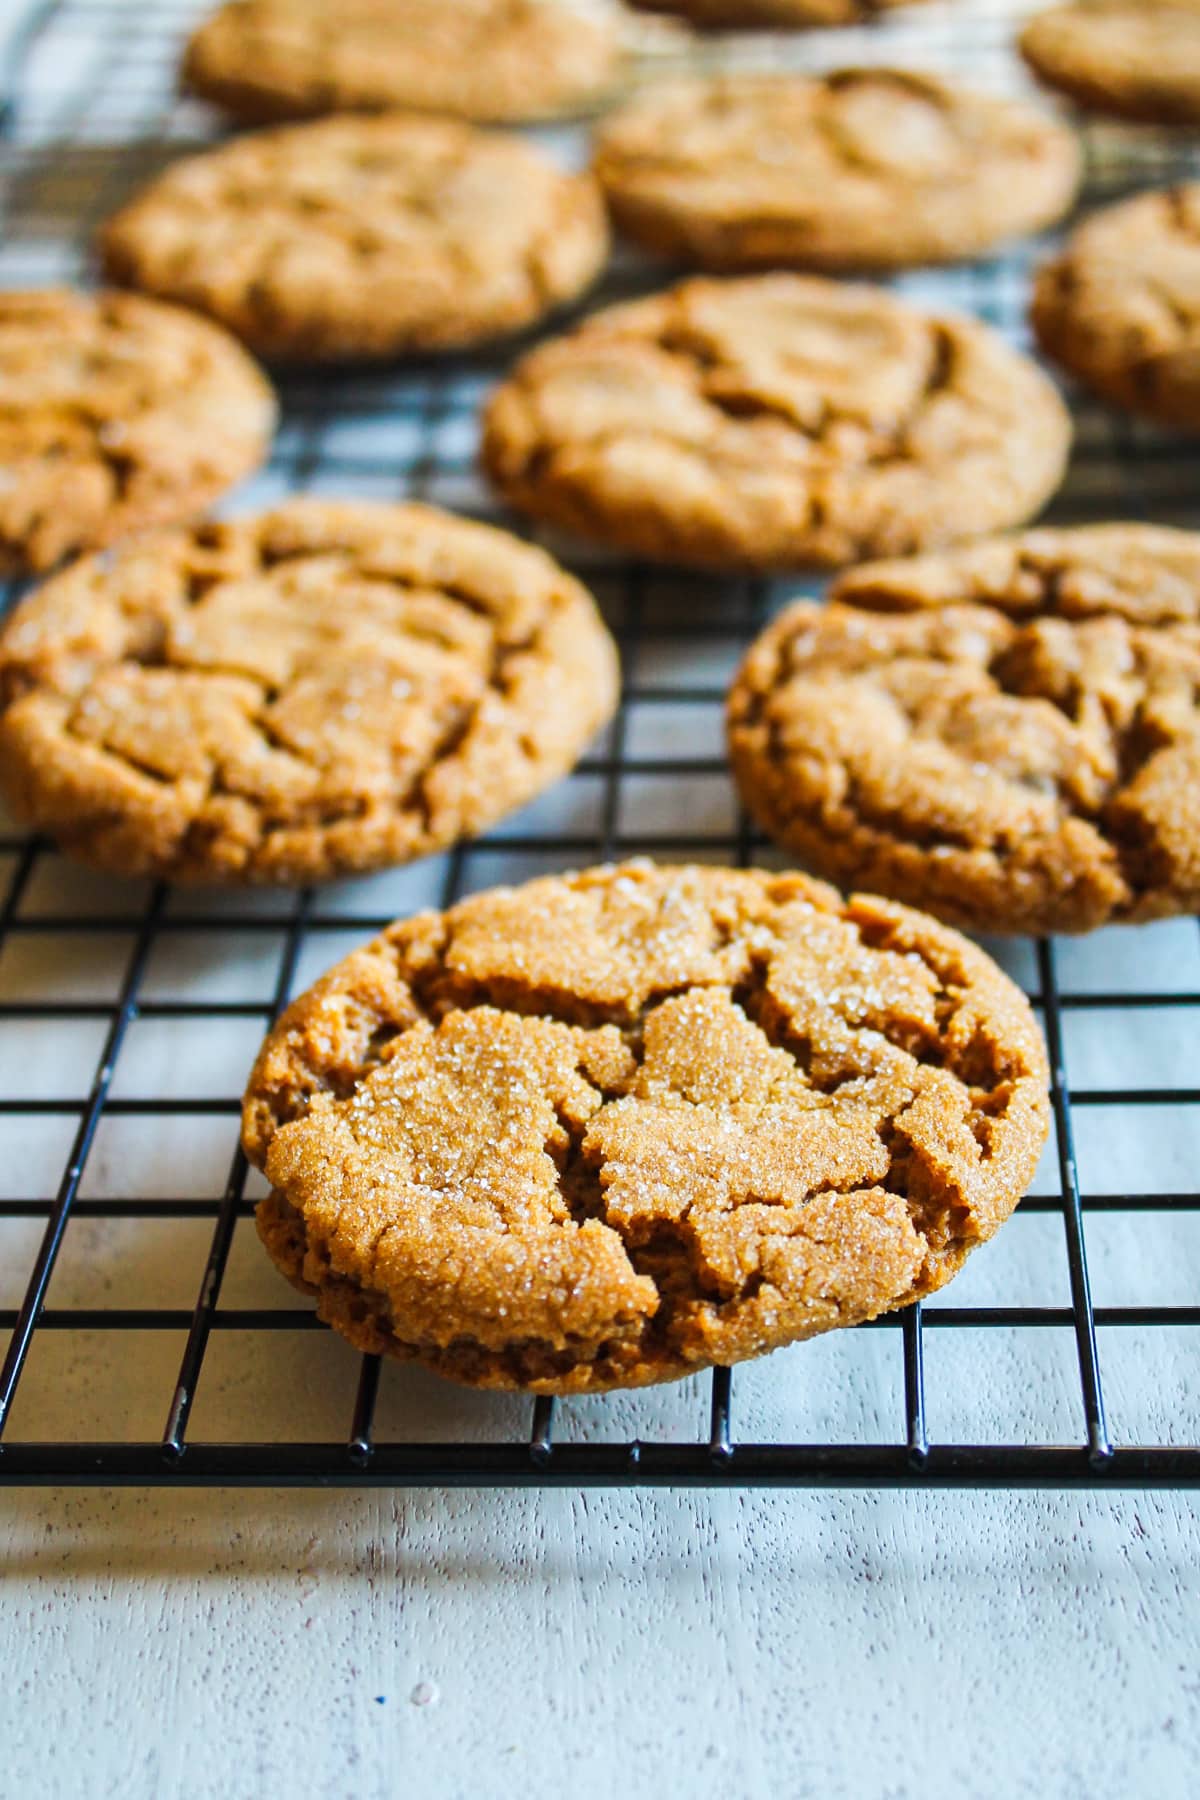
[1020,1,1200,126]
[0,500,618,885]
[99,115,609,361]
[728,525,1200,936]
[0,289,275,577]
[242,860,1049,1392]
[182,0,622,126]
[628,0,930,29]
[593,70,1080,272]
[1032,186,1200,429]
[482,274,1072,571]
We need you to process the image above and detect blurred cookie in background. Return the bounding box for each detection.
[482,273,1072,571]
[594,70,1081,272]
[183,0,625,125]
[626,0,931,29]
[0,289,275,575]
[1033,186,1200,428]
[1021,1,1200,126]
[99,114,610,361]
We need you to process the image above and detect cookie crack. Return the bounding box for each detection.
[812,70,957,181]
[50,582,563,852]
[404,961,723,1034]
[678,325,958,467]
[746,604,1197,899]
[297,900,1013,1114]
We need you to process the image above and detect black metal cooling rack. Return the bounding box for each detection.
[1,0,1199,1488]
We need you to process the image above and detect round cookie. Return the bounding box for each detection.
[242,860,1049,1392]
[1020,1,1200,127]
[0,289,275,577]
[627,1,930,29]
[481,274,1072,571]
[0,500,619,885]
[1032,186,1200,429]
[728,525,1200,936]
[593,70,1080,272]
[99,115,609,361]
[182,0,622,126]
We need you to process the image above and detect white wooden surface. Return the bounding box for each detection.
[1,2,1199,1791]
[2,1482,1199,1797]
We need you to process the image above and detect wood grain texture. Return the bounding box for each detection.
[0,1482,1198,1797]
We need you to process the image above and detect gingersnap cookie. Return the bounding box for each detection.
[99,115,608,361]
[593,71,1080,273]
[182,0,622,126]
[0,500,618,885]
[1020,2,1200,127]
[242,860,1049,1392]
[482,274,1072,571]
[627,1,930,29]
[1032,186,1200,429]
[728,524,1200,936]
[0,289,275,577]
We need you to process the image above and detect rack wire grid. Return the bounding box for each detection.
[1,0,1199,1490]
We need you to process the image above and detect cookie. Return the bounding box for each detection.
[1032,186,1200,429]
[482,274,1072,571]
[242,860,1049,1392]
[627,0,930,29]
[1020,2,1200,127]
[99,115,609,361]
[0,500,618,885]
[182,0,622,126]
[0,289,275,577]
[728,525,1200,936]
[593,70,1080,272]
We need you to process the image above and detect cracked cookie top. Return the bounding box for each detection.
[1032,186,1200,429]
[594,70,1080,272]
[242,861,1049,1392]
[182,0,623,126]
[0,500,618,885]
[0,289,275,576]
[100,114,609,361]
[627,0,930,29]
[1021,1,1200,126]
[482,274,1072,570]
[727,524,1200,936]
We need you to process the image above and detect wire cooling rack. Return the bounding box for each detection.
[1,0,1199,1488]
